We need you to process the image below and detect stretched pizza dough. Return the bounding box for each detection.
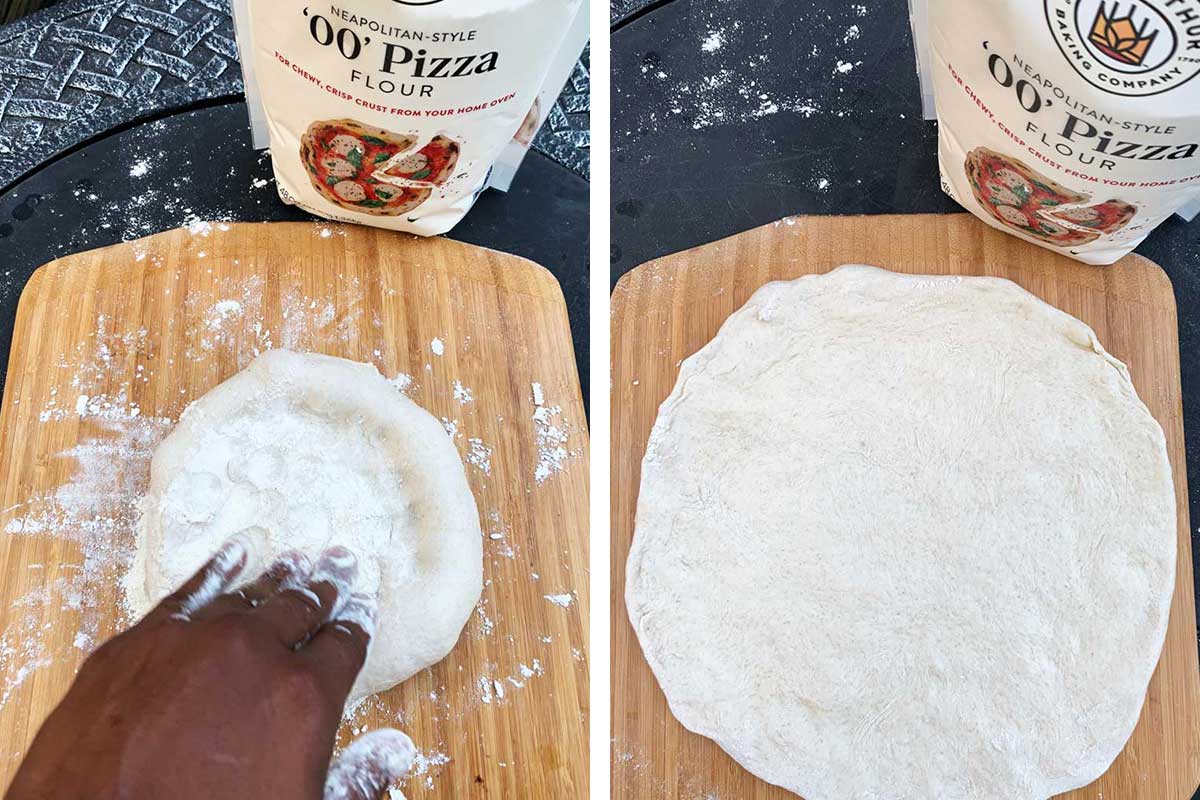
[127,350,482,706]
[627,265,1176,799]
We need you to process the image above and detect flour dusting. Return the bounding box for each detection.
[452,380,473,405]
[0,233,582,787]
[532,387,578,484]
[618,4,874,138]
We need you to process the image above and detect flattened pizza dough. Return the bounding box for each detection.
[626,265,1176,799]
[127,351,483,706]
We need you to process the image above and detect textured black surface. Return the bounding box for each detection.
[0,101,590,399]
[0,0,242,187]
[0,0,591,187]
[538,44,591,181]
[612,0,1200,643]
[612,0,662,25]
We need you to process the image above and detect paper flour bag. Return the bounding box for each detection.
[235,0,584,236]
[927,0,1200,264]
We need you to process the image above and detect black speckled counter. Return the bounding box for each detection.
[0,101,590,402]
[612,0,1200,646]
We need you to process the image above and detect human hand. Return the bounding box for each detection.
[6,534,415,800]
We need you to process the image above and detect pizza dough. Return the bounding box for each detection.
[626,265,1176,799]
[126,350,482,706]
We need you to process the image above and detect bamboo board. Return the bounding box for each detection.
[611,214,1200,800]
[0,222,589,797]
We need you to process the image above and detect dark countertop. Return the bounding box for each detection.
[612,0,1200,640]
[0,100,591,401]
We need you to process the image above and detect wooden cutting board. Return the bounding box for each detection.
[0,222,589,797]
[611,214,1200,800]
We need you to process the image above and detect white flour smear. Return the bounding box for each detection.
[0,225,581,791]
[532,385,580,484]
[614,739,727,800]
[2,323,174,705]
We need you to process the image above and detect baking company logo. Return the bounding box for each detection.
[1044,0,1200,96]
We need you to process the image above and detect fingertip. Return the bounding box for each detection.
[214,533,251,576]
[271,549,313,580]
[313,546,359,585]
[336,593,379,642]
[323,729,416,800]
[232,525,270,576]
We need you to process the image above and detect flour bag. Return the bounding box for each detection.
[233,0,585,236]
[927,0,1200,264]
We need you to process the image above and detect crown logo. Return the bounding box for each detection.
[1089,2,1159,66]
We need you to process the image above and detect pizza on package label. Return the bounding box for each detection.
[377,135,460,189]
[301,119,463,217]
[965,148,1136,248]
[514,98,542,146]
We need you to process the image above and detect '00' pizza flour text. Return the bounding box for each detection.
[928,0,1200,263]
[237,0,584,235]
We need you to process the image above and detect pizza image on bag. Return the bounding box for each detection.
[965,148,1136,249]
[514,98,542,146]
[1047,199,1137,237]
[300,119,461,217]
[377,135,460,189]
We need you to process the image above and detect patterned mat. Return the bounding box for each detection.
[0,0,590,188]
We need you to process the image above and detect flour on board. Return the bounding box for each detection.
[452,380,473,405]
[531,385,579,484]
[0,231,581,792]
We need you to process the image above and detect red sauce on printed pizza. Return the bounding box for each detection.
[966,148,1137,248]
[300,120,459,216]
[380,135,460,186]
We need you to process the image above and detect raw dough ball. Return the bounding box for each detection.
[627,265,1175,799]
[128,350,482,706]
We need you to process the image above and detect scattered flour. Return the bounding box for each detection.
[452,380,473,405]
[390,373,415,394]
[544,593,574,608]
[466,438,492,475]
[531,390,575,485]
[619,4,872,136]
[0,253,581,791]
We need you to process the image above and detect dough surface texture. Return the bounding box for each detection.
[128,350,482,706]
[626,265,1176,799]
